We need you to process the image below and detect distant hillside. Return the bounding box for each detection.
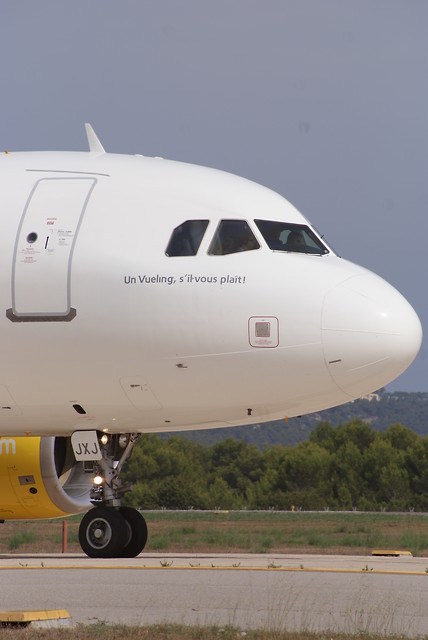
[164,391,428,449]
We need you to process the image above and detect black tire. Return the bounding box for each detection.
[79,507,128,558]
[119,507,148,557]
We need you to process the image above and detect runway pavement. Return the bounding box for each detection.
[0,553,427,635]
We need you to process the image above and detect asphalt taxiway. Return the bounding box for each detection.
[0,553,427,635]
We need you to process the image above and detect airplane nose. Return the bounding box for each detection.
[322,274,422,397]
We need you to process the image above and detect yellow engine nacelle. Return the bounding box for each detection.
[0,436,92,520]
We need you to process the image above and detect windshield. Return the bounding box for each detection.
[208,220,260,255]
[165,220,209,256]
[254,220,329,255]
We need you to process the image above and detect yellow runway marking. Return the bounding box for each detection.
[0,564,427,576]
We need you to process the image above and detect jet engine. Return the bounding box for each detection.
[0,436,92,521]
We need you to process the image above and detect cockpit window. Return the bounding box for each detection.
[208,220,260,255]
[165,220,209,256]
[254,220,328,255]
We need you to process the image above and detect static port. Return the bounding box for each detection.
[26,232,38,244]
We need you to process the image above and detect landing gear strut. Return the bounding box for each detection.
[77,432,148,558]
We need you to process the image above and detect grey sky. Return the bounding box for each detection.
[1,1,426,391]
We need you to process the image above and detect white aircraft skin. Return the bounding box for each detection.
[0,126,422,557]
[0,131,422,438]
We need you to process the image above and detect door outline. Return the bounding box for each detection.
[6,177,97,322]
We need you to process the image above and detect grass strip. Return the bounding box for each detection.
[1,511,428,556]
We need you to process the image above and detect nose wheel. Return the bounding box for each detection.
[79,506,147,558]
[119,507,148,557]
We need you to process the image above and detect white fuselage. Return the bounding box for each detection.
[0,150,422,436]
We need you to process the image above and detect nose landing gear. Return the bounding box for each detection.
[76,432,148,558]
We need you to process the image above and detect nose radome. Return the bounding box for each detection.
[322,274,422,397]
